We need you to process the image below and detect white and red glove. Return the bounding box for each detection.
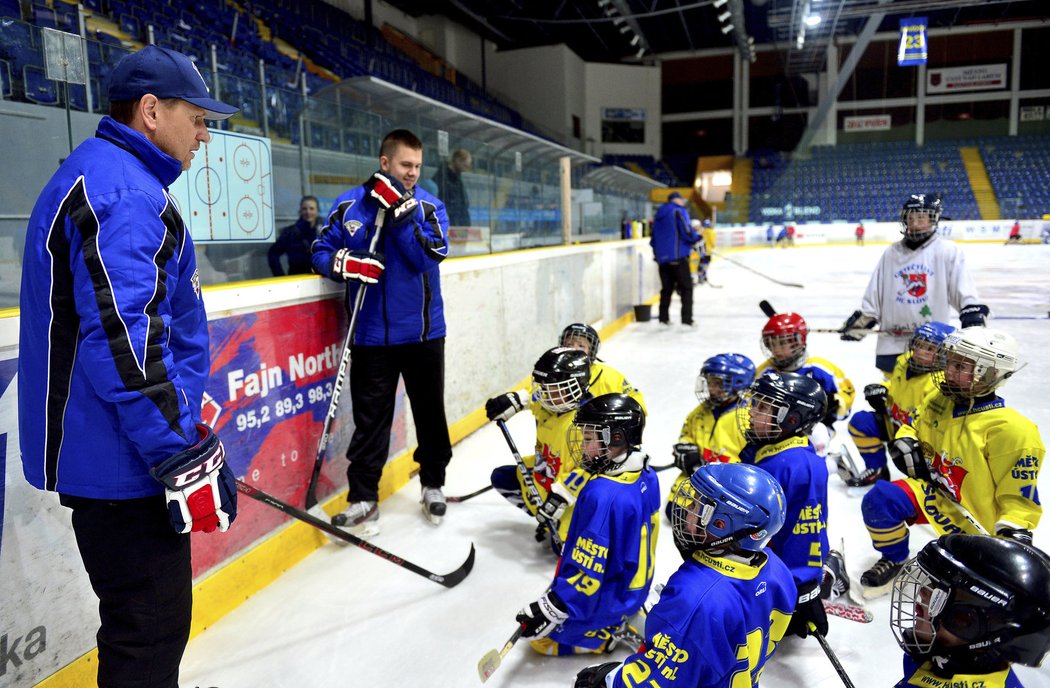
[367,171,419,226]
[331,248,384,284]
[152,424,237,534]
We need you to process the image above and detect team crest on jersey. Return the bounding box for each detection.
[191,269,201,299]
[902,273,927,297]
[344,219,363,237]
[928,446,968,502]
[894,263,934,305]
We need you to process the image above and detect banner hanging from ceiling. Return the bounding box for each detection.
[898,17,928,66]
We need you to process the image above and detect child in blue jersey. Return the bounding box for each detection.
[514,394,662,655]
[737,371,832,639]
[575,462,796,688]
[889,534,1050,687]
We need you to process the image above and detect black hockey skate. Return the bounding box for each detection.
[860,557,904,599]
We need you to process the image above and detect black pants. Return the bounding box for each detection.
[345,338,452,501]
[658,260,693,325]
[60,493,192,688]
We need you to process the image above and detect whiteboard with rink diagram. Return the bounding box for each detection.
[170,129,275,244]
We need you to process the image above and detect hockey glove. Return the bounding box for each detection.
[331,248,385,284]
[538,492,568,523]
[864,383,889,416]
[889,436,932,483]
[152,424,237,534]
[997,527,1034,546]
[516,589,569,639]
[366,171,419,226]
[959,303,989,328]
[485,390,526,422]
[787,580,829,639]
[839,310,877,341]
[672,443,702,474]
[574,662,621,688]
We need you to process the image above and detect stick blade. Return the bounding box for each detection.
[477,648,502,683]
[434,543,476,588]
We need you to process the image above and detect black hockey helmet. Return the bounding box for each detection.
[568,393,644,474]
[899,193,943,243]
[890,534,1050,676]
[559,323,601,363]
[532,346,590,413]
[737,371,827,445]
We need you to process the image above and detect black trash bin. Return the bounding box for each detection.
[633,304,651,322]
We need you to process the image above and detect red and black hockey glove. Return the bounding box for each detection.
[152,424,237,534]
[331,248,384,284]
[366,171,419,226]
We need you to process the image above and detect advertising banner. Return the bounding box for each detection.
[927,63,1008,94]
[843,114,892,131]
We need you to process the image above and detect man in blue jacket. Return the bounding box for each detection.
[312,129,452,536]
[650,192,700,326]
[19,46,239,688]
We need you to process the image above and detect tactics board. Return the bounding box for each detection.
[170,128,275,243]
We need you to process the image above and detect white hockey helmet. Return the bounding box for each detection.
[934,328,1018,401]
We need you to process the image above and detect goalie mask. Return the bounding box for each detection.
[908,321,955,374]
[761,313,808,371]
[696,353,756,406]
[900,193,942,246]
[532,346,590,413]
[568,393,644,474]
[670,462,786,555]
[933,328,1018,402]
[559,323,601,364]
[890,534,1050,677]
[737,371,827,445]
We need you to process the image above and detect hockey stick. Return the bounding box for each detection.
[478,626,523,683]
[713,251,804,289]
[448,484,494,503]
[759,300,911,336]
[236,479,476,588]
[809,624,857,688]
[305,209,388,509]
[496,419,565,552]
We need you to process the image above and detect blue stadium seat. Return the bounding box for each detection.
[23,64,57,104]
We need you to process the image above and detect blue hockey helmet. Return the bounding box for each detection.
[670,462,787,554]
[696,353,756,405]
[738,371,827,444]
[909,321,955,374]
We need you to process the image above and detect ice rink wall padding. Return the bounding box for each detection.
[0,238,659,687]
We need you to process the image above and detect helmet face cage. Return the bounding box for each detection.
[669,465,781,554]
[933,333,1016,402]
[669,478,721,551]
[890,559,950,657]
[900,195,942,240]
[909,322,954,374]
[535,376,586,413]
[696,354,755,405]
[560,324,600,363]
[761,315,808,370]
[568,422,628,474]
[737,388,792,443]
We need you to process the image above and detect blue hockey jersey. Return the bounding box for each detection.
[649,201,699,264]
[740,436,829,588]
[311,183,449,346]
[610,549,796,688]
[19,116,209,499]
[548,461,662,649]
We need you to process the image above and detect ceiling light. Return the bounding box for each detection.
[630,34,640,46]
[717,10,732,22]
[618,23,630,33]
[713,0,728,7]
[636,47,645,59]
[721,23,734,34]
[804,13,821,26]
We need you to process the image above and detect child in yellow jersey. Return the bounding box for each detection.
[842,321,955,486]
[665,353,754,519]
[559,323,646,413]
[487,346,593,552]
[890,534,1050,687]
[859,328,1044,598]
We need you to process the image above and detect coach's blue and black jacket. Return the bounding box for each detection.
[650,201,699,264]
[18,116,208,499]
[311,184,449,346]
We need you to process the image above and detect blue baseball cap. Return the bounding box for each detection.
[109,46,238,120]
[668,192,684,201]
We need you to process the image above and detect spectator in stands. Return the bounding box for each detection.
[19,45,239,688]
[268,195,322,276]
[855,222,865,246]
[432,148,472,227]
[312,128,453,536]
[650,192,700,327]
[1006,219,1022,244]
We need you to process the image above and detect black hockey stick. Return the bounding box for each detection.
[448,484,494,503]
[477,625,524,683]
[496,419,565,552]
[305,209,388,509]
[237,479,475,588]
[713,251,804,288]
[759,300,913,336]
[809,624,857,688]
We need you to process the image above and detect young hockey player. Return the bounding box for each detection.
[737,372,831,638]
[514,394,661,655]
[558,323,647,412]
[859,328,1044,598]
[574,462,797,688]
[757,312,855,456]
[842,321,955,486]
[890,534,1050,687]
[839,193,988,373]
[666,353,755,518]
[487,346,592,550]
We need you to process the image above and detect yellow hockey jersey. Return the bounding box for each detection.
[884,351,941,432]
[898,392,1044,534]
[668,400,747,504]
[589,362,647,414]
